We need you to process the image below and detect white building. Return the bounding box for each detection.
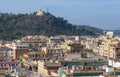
[108,59,120,68]
[36,10,44,16]
[106,31,114,39]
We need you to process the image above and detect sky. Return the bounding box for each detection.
[0,0,120,30]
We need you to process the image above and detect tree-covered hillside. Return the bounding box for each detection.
[0,12,103,40]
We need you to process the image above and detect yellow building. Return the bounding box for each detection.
[103,50,109,58]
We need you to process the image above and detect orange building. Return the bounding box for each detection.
[15,49,29,60]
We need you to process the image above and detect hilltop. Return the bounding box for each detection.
[0,11,103,40]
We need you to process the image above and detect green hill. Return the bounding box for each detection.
[0,12,103,40]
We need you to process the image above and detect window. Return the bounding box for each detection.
[12,64,15,66]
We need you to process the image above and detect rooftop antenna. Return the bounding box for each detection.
[40,9,41,11]
[47,7,49,13]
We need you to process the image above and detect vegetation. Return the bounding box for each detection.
[0,12,103,40]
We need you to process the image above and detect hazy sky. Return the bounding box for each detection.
[0,0,120,30]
